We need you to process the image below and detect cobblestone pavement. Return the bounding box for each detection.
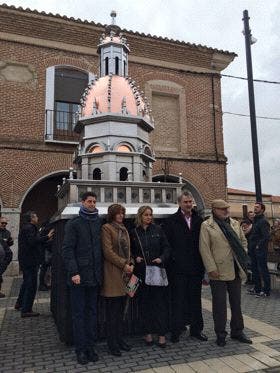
[0,277,280,373]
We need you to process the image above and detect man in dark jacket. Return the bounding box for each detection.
[15,211,54,316]
[0,217,13,297]
[62,192,102,366]
[165,191,207,343]
[248,202,271,297]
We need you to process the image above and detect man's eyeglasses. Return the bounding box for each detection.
[0,222,7,225]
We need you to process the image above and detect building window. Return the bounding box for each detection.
[123,61,126,76]
[115,57,119,75]
[93,168,102,180]
[45,66,89,142]
[120,167,128,181]
[105,57,109,75]
[89,145,103,153]
[117,144,132,153]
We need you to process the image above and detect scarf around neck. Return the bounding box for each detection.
[79,205,99,221]
[110,222,130,259]
[214,216,250,273]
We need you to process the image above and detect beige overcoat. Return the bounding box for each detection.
[101,223,131,297]
[199,216,247,281]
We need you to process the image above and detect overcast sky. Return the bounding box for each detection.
[3,0,280,195]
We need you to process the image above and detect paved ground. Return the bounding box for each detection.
[0,277,280,373]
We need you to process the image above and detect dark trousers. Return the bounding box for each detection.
[17,266,38,313]
[70,285,98,353]
[105,296,125,349]
[0,248,13,282]
[210,277,244,338]
[39,262,50,287]
[171,274,203,335]
[139,284,168,336]
[251,248,271,294]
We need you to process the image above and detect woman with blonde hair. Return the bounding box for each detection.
[131,206,171,347]
[101,204,134,356]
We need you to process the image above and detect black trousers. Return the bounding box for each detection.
[17,266,38,313]
[171,274,204,335]
[105,296,125,349]
[139,284,168,336]
[70,285,98,353]
[210,277,244,338]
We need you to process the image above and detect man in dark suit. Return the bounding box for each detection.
[16,211,54,316]
[62,192,102,365]
[165,191,207,343]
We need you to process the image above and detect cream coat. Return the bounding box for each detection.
[199,216,247,281]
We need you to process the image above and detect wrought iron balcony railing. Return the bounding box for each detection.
[45,109,80,142]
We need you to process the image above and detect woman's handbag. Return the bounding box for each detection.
[134,229,168,287]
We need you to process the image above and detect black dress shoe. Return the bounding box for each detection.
[76,351,88,365]
[190,332,208,341]
[21,311,40,318]
[170,334,180,343]
[109,348,122,357]
[145,340,154,346]
[87,348,99,362]
[38,284,49,291]
[216,337,226,347]
[231,333,252,344]
[118,340,131,351]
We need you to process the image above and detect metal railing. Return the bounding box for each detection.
[45,109,80,142]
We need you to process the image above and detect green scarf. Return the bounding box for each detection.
[214,217,250,273]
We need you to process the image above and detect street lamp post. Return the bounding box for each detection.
[242,9,262,202]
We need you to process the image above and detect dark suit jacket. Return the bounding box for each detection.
[164,208,204,276]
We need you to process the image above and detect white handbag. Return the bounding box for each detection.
[135,229,168,287]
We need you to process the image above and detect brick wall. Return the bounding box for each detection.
[0,5,233,212]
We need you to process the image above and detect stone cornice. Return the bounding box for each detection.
[0,32,234,73]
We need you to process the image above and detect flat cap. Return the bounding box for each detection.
[211,199,230,209]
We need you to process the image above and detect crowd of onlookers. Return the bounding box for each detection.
[0,193,279,365]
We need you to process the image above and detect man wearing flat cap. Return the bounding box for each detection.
[199,199,252,347]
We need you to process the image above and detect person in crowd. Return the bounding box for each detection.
[38,220,53,291]
[101,204,134,357]
[248,202,271,297]
[247,210,255,223]
[0,216,14,298]
[271,219,280,251]
[62,192,102,365]
[15,211,54,317]
[165,191,207,343]
[199,199,252,347]
[131,206,170,348]
[240,219,253,285]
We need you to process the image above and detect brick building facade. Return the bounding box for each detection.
[0,4,235,273]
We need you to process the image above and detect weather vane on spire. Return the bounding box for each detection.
[110,10,117,25]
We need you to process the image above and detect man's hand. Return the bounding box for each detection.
[209,271,219,279]
[71,274,81,285]
[152,258,162,264]
[136,257,143,263]
[47,229,55,240]
[124,264,134,274]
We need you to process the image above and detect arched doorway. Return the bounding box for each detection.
[21,172,68,224]
[152,174,205,212]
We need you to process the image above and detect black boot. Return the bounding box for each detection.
[118,339,131,351]
[76,351,88,365]
[87,347,99,362]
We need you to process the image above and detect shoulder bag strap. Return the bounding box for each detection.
[134,228,147,266]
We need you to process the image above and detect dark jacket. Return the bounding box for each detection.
[130,223,170,281]
[0,228,13,250]
[164,208,204,276]
[18,223,48,268]
[62,215,102,287]
[250,214,270,251]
